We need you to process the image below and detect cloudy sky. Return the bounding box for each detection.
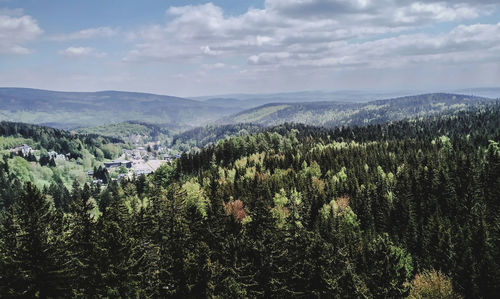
[0,0,499,97]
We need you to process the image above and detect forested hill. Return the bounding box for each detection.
[0,88,241,129]
[171,123,263,151]
[176,104,500,298]
[1,103,499,297]
[75,121,173,144]
[0,121,122,158]
[0,121,123,190]
[222,93,497,127]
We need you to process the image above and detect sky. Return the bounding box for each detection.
[0,0,499,97]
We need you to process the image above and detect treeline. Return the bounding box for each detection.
[0,121,122,160]
[172,123,262,151]
[179,104,500,173]
[1,105,500,297]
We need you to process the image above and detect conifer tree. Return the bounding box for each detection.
[66,183,101,297]
[97,182,139,297]
[362,234,412,298]
[11,182,69,297]
[0,206,22,296]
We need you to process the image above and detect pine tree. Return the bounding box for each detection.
[11,182,69,297]
[96,182,139,297]
[362,234,412,298]
[244,192,287,297]
[0,206,22,296]
[66,183,102,297]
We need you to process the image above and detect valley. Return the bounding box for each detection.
[1,96,499,297]
[1,90,498,191]
[2,1,499,297]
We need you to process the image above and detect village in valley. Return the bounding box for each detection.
[10,137,181,186]
[100,142,181,183]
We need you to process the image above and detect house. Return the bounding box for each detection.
[21,144,32,155]
[48,151,66,160]
[104,160,133,169]
[104,161,121,168]
[12,144,33,156]
[123,161,133,168]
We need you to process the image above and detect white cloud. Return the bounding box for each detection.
[201,45,218,56]
[0,13,42,54]
[50,26,118,41]
[394,2,480,23]
[59,46,107,58]
[122,0,499,70]
[244,22,500,69]
[6,1,496,95]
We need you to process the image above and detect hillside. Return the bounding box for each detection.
[195,89,421,108]
[171,123,263,151]
[0,121,123,189]
[0,88,241,129]
[75,121,173,145]
[2,104,499,297]
[222,93,497,127]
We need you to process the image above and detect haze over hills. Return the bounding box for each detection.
[221,93,499,127]
[193,89,425,110]
[0,88,241,129]
[195,87,500,110]
[453,87,500,99]
[1,87,499,132]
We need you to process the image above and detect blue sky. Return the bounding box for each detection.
[1,0,499,97]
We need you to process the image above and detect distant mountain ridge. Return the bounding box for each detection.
[0,88,241,129]
[194,88,500,110]
[193,90,423,110]
[1,88,498,131]
[221,93,498,127]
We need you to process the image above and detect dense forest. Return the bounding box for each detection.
[223,93,498,127]
[1,104,500,297]
[76,121,174,146]
[171,123,263,151]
